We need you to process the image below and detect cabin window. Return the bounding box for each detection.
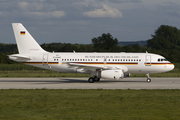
[139,59,141,61]
[96,59,98,61]
[158,58,167,62]
[162,58,167,61]
[109,59,110,61]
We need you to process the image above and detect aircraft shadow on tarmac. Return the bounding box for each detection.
[60,79,146,83]
[0,78,146,84]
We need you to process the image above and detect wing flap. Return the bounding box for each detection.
[68,62,110,69]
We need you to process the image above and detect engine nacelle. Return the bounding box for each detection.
[101,70,124,80]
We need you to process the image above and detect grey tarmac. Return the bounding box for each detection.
[0,77,179,89]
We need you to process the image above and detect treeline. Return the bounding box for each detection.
[147,25,180,62]
[0,25,180,63]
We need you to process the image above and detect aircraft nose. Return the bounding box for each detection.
[172,64,175,70]
[169,63,175,70]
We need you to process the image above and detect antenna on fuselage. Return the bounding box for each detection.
[146,51,148,53]
[73,50,76,53]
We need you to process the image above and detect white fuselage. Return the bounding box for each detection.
[10,52,174,74]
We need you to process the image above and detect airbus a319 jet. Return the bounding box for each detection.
[9,23,175,83]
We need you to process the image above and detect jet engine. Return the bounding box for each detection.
[100,70,124,80]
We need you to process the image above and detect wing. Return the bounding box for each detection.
[67,62,128,72]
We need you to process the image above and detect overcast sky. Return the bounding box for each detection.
[1,0,180,44]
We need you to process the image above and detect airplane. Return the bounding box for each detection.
[9,23,175,83]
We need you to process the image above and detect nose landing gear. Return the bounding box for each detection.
[146,74,151,83]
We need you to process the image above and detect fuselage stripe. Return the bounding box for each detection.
[22,62,58,64]
[145,63,173,65]
[21,62,173,66]
[70,62,138,65]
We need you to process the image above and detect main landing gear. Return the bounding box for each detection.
[146,74,151,83]
[88,76,100,83]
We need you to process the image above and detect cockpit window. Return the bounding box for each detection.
[158,58,168,62]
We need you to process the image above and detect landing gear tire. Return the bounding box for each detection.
[88,77,94,83]
[147,78,151,83]
[146,74,151,83]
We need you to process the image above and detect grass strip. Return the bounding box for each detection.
[0,89,180,120]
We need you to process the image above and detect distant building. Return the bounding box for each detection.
[118,40,147,46]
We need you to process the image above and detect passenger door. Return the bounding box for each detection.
[42,54,48,65]
[145,55,151,66]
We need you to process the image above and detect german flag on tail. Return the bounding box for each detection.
[20,31,25,35]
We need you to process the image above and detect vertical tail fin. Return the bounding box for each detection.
[12,23,47,54]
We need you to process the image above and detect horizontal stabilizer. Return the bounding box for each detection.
[8,54,32,60]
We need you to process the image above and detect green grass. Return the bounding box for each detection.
[0,89,180,120]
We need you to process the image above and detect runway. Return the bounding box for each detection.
[0,77,179,89]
